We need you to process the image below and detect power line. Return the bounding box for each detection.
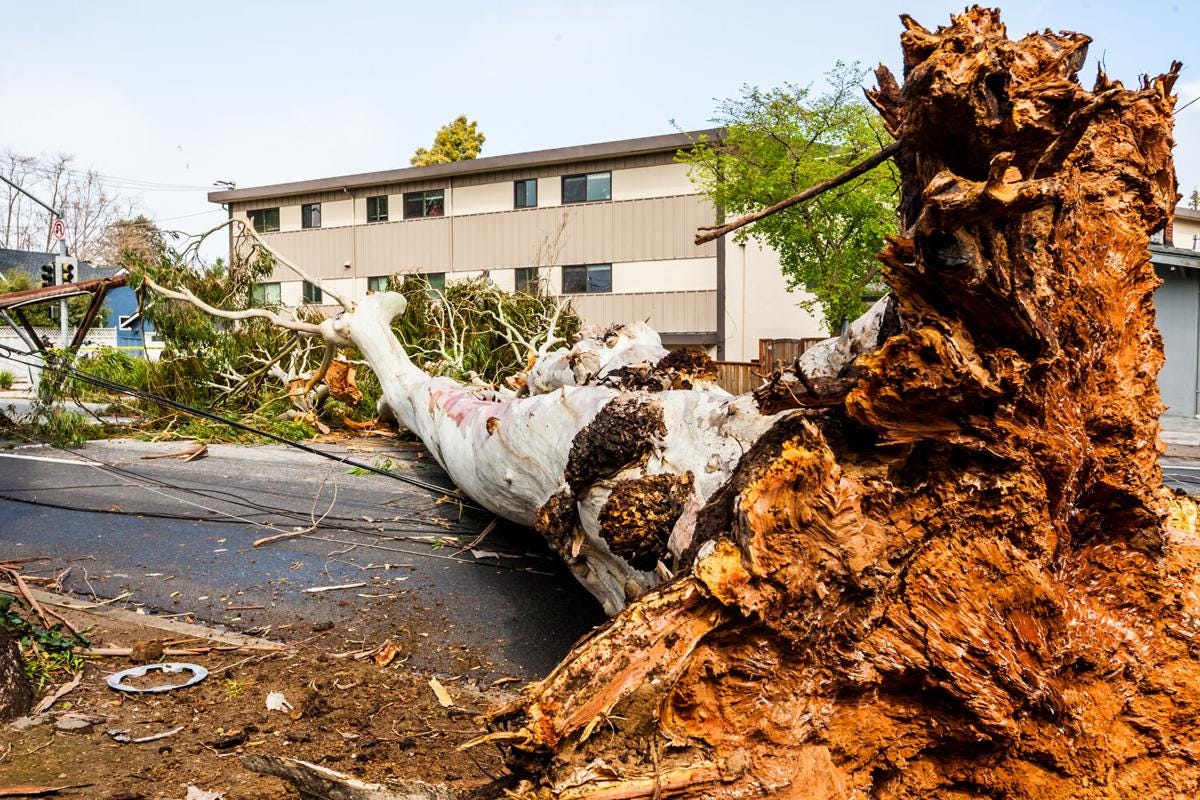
[0,342,474,503]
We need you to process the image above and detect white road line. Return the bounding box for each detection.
[0,452,93,466]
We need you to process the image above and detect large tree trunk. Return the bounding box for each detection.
[474,9,1196,799]
[0,628,33,721]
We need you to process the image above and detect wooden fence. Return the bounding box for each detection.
[713,337,825,395]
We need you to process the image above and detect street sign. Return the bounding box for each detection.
[51,218,66,240]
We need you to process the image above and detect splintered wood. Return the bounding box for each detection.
[480,8,1197,799]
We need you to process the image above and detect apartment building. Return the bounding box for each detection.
[1153,206,1200,416]
[207,131,825,361]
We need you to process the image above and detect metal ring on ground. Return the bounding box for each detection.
[106,662,209,694]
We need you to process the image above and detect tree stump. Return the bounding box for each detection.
[478,9,1196,798]
[0,627,33,721]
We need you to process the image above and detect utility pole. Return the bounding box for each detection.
[0,173,71,346]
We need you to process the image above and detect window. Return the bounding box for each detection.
[366,195,389,223]
[562,264,611,294]
[252,282,282,305]
[514,179,538,209]
[247,208,280,233]
[515,267,537,293]
[562,172,611,204]
[302,280,323,304]
[425,272,446,294]
[403,189,445,219]
[367,275,390,293]
[301,203,321,229]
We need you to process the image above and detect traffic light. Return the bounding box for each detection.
[55,255,76,284]
[40,263,55,287]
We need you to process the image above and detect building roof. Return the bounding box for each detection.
[1176,206,1200,221]
[207,129,722,205]
[0,248,120,283]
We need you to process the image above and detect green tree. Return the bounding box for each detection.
[678,62,898,333]
[411,115,486,167]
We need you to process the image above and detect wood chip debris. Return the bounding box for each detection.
[299,582,367,594]
[428,676,455,708]
[31,672,82,715]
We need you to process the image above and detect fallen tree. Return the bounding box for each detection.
[159,7,1193,797]
[466,9,1198,799]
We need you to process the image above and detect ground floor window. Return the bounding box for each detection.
[302,280,323,304]
[515,267,538,292]
[562,264,611,294]
[425,272,446,294]
[252,282,282,305]
[367,275,390,293]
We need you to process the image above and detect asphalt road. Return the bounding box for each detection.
[0,437,604,679]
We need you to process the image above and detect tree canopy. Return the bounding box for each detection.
[411,115,486,167]
[678,62,899,333]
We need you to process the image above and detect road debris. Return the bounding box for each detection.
[183,787,223,800]
[0,785,93,797]
[107,724,184,743]
[140,443,208,462]
[299,582,367,594]
[428,677,454,708]
[30,673,81,715]
[106,662,208,694]
[265,691,293,712]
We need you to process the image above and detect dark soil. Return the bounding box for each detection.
[0,605,515,799]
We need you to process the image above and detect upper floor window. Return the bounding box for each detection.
[515,267,537,293]
[562,172,611,204]
[302,280,323,305]
[367,275,390,293]
[247,208,280,233]
[562,264,611,294]
[252,282,282,305]
[301,203,321,229]
[366,195,389,223]
[403,189,445,219]
[514,179,538,209]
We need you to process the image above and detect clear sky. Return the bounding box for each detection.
[1,0,1197,258]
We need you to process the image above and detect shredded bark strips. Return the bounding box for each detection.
[483,8,1199,799]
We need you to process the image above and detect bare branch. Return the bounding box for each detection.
[142,275,323,336]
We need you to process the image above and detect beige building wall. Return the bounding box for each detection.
[320,199,354,228]
[538,176,561,206]
[612,258,715,293]
[612,163,694,201]
[279,205,301,232]
[1175,215,1200,250]
[453,181,515,216]
[722,238,826,361]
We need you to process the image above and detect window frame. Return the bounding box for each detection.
[247,207,280,233]
[252,281,282,306]
[367,275,390,293]
[561,264,612,294]
[301,202,322,229]
[515,267,537,293]
[514,179,538,209]
[302,280,323,305]
[425,272,446,294]
[366,195,389,223]
[403,189,446,219]
[561,171,612,204]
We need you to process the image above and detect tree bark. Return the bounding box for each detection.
[0,627,33,721]
[475,9,1195,799]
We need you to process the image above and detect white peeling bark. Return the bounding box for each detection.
[327,293,773,613]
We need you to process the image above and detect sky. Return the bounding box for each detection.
[1,0,1197,261]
